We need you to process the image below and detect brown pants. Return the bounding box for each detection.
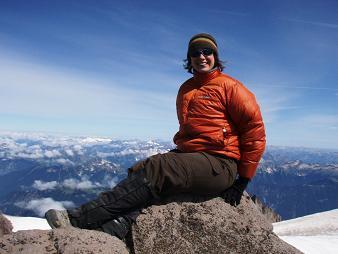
[129,150,237,197]
[69,150,237,229]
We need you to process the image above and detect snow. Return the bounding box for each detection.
[278,235,338,254]
[273,209,338,254]
[273,209,338,236]
[4,214,50,232]
[3,209,338,254]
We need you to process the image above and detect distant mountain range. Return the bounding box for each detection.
[248,146,338,219]
[0,132,337,219]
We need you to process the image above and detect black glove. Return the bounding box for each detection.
[222,176,250,207]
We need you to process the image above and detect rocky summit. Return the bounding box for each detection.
[0,212,12,238]
[0,227,129,254]
[132,193,301,254]
[0,194,302,254]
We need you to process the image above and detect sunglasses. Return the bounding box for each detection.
[190,48,214,58]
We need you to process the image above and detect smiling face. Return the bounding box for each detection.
[190,49,215,73]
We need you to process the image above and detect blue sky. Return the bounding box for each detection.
[0,0,337,149]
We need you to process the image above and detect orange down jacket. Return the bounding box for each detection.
[173,69,266,179]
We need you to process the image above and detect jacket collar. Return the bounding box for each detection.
[193,68,221,85]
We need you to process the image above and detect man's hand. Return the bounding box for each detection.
[222,177,250,206]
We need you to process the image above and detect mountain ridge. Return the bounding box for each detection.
[0,132,337,219]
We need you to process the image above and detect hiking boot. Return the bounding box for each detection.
[99,216,132,240]
[45,209,72,229]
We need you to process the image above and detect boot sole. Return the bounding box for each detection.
[45,210,70,229]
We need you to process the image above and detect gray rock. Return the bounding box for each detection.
[0,193,302,254]
[0,227,129,254]
[251,195,282,223]
[0,213,13,237]
[131,193,302,254]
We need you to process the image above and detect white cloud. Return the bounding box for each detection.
[248,86,299,125]
[32,177,107,192]
[16,151,44,159]
[62,178,99,190]
[96,152,114,158]
[72,145,82,152]
[298,114,338,129]
[76,180,97,189]
[29,144,41,149]
[97,147,167,159]
[56,158,73,165]
[65,149,74,156]
[280,17,338,29]
[16,198,75,217]
[0,134,44,159]
[0,51,176,120]
[79,137,112,144]
[0,49,177,139]
[268,113,338,149]
[44,149,62,158]
[33,180,58,191]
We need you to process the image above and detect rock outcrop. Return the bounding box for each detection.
[0,227,129,254]
[0,194,302,254]
[131,193,301,254]
[0,212,13,237]
[251,195,282,223]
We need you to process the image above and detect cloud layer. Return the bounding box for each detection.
[16,198,75,217]
[0,131,171,162]
[33,180,58,191]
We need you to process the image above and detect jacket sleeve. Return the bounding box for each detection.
[227,81,266,179]
[173,84,184,145]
